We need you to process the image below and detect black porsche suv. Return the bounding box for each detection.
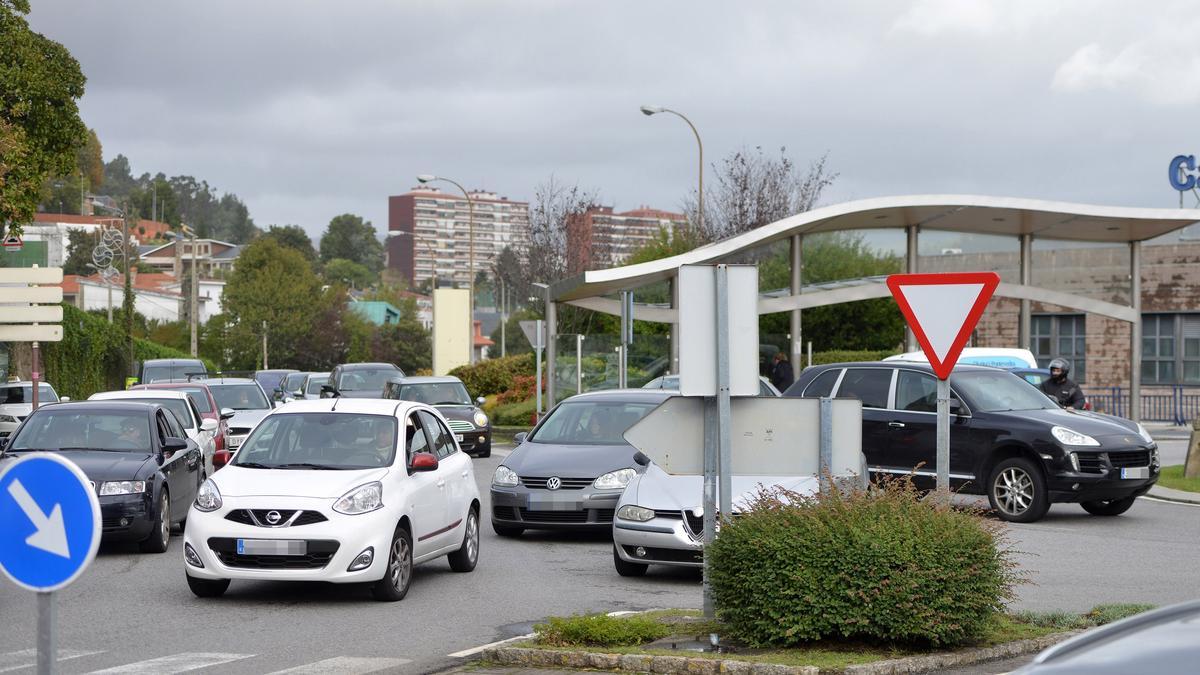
[785,362,1160,522]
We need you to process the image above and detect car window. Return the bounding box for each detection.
[953,371,1056,412]
[418,410,456,460]
[180,387,213,413]
[305,375,329,395]
[130,398,195,430]
[8,410,151,452]
[210,384,270,410]
[339,367,400,393]
[895,371,937,413]
[799,369,841,397]
[0,384,59,404]
[284,373,307,391]
[530,401,658,445]
[835,368,892,409]
[155,412,172,444]
[232,413,398,469]
[167,407,188,438]
[405,412,433,461]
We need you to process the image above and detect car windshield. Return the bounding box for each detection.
[952,371,1057,412]
[530,401,658,445]
[305,375,329,395]
[9,410,153,452]
[398,383,472,405]
[124,398,194,430]
[339,368,398,392]
[231,412,398,469]
[176,387,213,413]
[210,384,270,410]
[0,384,59,404]
[142,363,205,383]
[284,373,307,391]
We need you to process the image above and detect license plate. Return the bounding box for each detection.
[237,539,306,555]
[527,494,580,511]
[454,434,464,442]
[1120,467,1150,480]
[228,437,243,448]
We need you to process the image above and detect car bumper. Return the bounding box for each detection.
[490,486,620,530]
[183,498,397,583]
[1046,470,1159,502]
[613,516,704,568]
[100,494,156,542]
[457,429,491,455]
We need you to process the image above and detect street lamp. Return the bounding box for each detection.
[640,105,703,234]
[172,224,199,356]
[417,174,476,363]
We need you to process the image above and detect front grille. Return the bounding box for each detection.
[653,510,682,520]
[1076,452,1106,474]
[1108,451,1151,468]
[594,509,615,523]
[446,420,473,433]
[1076,450,1151,473]
[519,508,588,523]
[207,537,338,570]
[622,545,704,564]
[229,427,251,436]
[493,505,517,520]
[684,512,704,536]
[224,510,328,527]
[519,476,594,490]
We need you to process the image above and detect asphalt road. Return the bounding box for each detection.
[1,440,1196,674]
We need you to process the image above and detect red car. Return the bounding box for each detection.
[131,382,236,468]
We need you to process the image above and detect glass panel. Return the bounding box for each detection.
[1161,338,1175,357]
[1057,317,1074,336]
[1142,360,1157,382]
[1075,337,1085,354]
[1035,338,1051,358]
[1186,338,1200,358]
[1143,338,1156,357]
[895,371,937,413]
[801,369,840,398]
[1160,361,1176,383]
[1184,361,1200,384]
[1033,316,1052,333]
[1058,337,1073,355]
[835,368,892,409]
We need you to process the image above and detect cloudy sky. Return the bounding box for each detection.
[27,0,1200,246]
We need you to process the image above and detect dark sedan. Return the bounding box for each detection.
[382,375,493,457]
[322,362,404,399]
[0,401,203,552]
[785,362,1159,522]
[490,389,671,536]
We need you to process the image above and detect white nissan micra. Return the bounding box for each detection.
[183,398,480,601]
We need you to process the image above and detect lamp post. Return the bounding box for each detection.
[417,174,476,363]
[173,225,199,356]
[640,105,703,234]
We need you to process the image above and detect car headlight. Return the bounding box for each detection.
[492,465,518,487]
[1135,423,1154,444]
[1065,451,1080,472]
[1051,426,1101,447]
[333,482,383,515]
[594,468,636,490]
[616,504,655,522]
[473,410,489,427]
[99,480,147,496]
[0,414,17,423]
[194,478,222,511]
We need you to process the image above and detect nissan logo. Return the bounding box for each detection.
[546,477,562,491]
[266,510,282,525]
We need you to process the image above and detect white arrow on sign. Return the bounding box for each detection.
[7,479,71,558]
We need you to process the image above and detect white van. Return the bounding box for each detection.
[883,347,1038,370]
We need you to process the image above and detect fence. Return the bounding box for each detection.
[1086,386,1200,425]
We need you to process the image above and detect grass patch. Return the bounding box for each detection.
[535,614,671,648]
[1158,465,1200,493]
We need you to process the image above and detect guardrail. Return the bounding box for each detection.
[1086,386,1200,424]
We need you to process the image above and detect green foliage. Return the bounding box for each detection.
[319,213,384,274]
[707,480,1019,648]
[624,226,706,266]
[496,374,538,405]
[805,350,899,367]
[61,227,100,275]
[263,224,317,263]
[534,614,671,648]
[324,257,376,289]
[1084,604,1156,626]
[491,397,537,426]
[1012,604,1155,631]
[367,315,432,375]
[448,353,536,398]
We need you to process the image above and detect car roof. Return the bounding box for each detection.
[391,376,462,384]
[198,377,257,385]
[339,362,400,370]
[37,400,161,413]
[143,358,205,365]
[91,390,191,401]
[305,372,331,378]
[135,382,213,391]
[272,398,425,416]
[0,380,55,387]
[804,361,1003,374]
[559,389,674,403]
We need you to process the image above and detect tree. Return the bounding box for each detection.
[263,224,317,263]
[62,227,100,275]
[324,258,375,289]
[215,193,258,243]
[319,213,384,274]
[1,0,88,236]
[369,302,432,374]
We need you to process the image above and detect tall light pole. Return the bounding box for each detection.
[417,174,476,363]
[175,225,199,356]
[640,105,703,234]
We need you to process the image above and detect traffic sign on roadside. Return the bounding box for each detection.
[3,234,21,252]
[886,272,1001,380]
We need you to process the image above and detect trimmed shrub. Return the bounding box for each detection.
[806,350,899,367]
[492,398,536,427]
[707,481,1019,648]
[448,353,535,398]
[496,374,538,405]
[535,613,670,648]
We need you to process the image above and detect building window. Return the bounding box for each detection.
[1032,314,1086,382]
[1143,313,1200,385]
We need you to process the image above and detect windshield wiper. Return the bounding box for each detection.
[233,461,273,469]
[275,462,340,470]
[58,446,126,452]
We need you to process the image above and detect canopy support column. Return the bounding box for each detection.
[670,276,679,374]
[1130,241,1142,423]
[1019,233,1033,350]
[905,225,919,352]
[790,234,803,367]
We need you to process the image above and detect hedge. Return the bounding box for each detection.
[448,353,536,398]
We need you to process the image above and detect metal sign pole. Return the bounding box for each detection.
[819,396,832,493]
[936,377,950,498]
[575,334,584,395]
[715,265,732,520]
[31,340,40,410]
[534,320,544,418]
[701,397,717,618]
[37,592,55,675]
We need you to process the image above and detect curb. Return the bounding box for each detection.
[480,631,1083,675]
[1145,488,1200,506]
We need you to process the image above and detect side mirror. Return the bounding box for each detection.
[162,436,188,458]
[219,408,236,420]
[321,384,338,398]
[513,432,527,445]
[200,418,219,433]
[409,452,438,472]
[633,451,650,467]
[60,396,71,402]
[476,396,486,406]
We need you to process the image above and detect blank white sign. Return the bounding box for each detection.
[677,265,759,397]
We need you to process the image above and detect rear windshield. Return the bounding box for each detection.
[0,384,59,405]
[142,362,205,383]
[9,410,153,452]
[210,384,270,410]
[232,412,397,469]
[531,401,658,445]
[305,375,329,395]
[338,367,400,393]
[284,372,307,391]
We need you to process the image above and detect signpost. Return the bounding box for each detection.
[519,319,546,418]
[0,267,65,411]
[0,454,102,674]
[886,272,1000,496]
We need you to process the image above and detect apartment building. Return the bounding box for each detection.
[565,206,687,274]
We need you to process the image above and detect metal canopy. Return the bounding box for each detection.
[550,195,1200,302]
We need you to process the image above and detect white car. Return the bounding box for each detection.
[183,398,481,601]
[883,347,1039,370]
[0,380,62,439]
[88,389,219,477]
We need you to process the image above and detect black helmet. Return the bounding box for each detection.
[1048,358,1071,377]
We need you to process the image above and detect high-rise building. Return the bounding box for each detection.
[565,205,687,274]
[386,187,529,288]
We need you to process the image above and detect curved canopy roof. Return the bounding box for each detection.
[550,194,1200,302]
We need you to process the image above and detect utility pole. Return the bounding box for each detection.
[261,320,269,369]
[499,277,507,358]
[185,225,198,356]
[123,208,134,376]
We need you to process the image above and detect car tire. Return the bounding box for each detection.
[987,457,1050,523]
[186,574,230,598]
[447,507,480,573]
[1080,496,1137,516]
[139,490,171,553]
[492,522,524,537]
[372,524,414,602]
[475,446,491,458]
[613,545,648,577]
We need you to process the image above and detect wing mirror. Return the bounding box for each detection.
[409,452,438,472]
[476,396,486,406]
[219,407,236,420]
[162,436,189,459]
[200,418,219,433]
[513,432,527,445]
[633,451,650,467]
[320,384,338,398]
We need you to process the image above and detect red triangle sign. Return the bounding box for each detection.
[886,272,1001,380]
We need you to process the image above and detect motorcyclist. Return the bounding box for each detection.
[1040,358,1086,409]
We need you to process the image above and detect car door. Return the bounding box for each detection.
[186,397,215,475]
[154,411,184,517]
[886,369,975,489]
[419,410,470,548]
[164,408,202,506]
[831,368,895,474]
[404,412,449,558]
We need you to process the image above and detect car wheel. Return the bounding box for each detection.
[139,490,171,553]
[447,507,480,572]
[492,522,524,537]
[372,524,414,602]
[612,545,648,577]
[1081,496,1137,516]
[186,574,230,598]
[476,446,491,458]
[987,457,1050,523]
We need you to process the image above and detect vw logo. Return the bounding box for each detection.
[546,477,562,491]
[265,510,282,525]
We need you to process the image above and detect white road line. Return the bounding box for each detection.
[1139,495,1200,507]
[86,652,253,674]
[0,649,104,673]
[266,656,411,674]
[448,633,535,658]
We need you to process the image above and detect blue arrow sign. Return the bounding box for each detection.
[0,453,101,592]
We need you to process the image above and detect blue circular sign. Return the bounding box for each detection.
[0,453,101,592]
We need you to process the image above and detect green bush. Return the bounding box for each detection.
[1085,604,1156,626]
[534,614,671,648]
[492,398,536,426]
[806,350,899,367]
[448,353,535,398]
[707,480,1019,648]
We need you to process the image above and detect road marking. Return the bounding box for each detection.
[0,649,104,673]
[448,633,535,658]
[266,656,411,674]
[1139,495,1200,507]
[86,652,253,673]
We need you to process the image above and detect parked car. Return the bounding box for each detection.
[490,389,672,536]
[642,374,781,397]
[0,400,203,552]
[138,358,208,384]
[131,381,235,468]
[322,363,404,399]
[0,379,61,439]
[255,369,300,402]
[300,372,330,400]
[785,362,1160,522]
[183,398,480,601]
[383,376,492,457]
[199,377,274,457]
[280,372,309,401]
[89,390,218,477]
[1014,600,1200,674]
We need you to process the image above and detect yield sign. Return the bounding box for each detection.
[886,272,1001,380]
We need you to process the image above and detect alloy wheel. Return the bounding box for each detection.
[159,495,171,548]
[465,512,479,565]
[389,535,412,591]
[994,467,1034,515]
